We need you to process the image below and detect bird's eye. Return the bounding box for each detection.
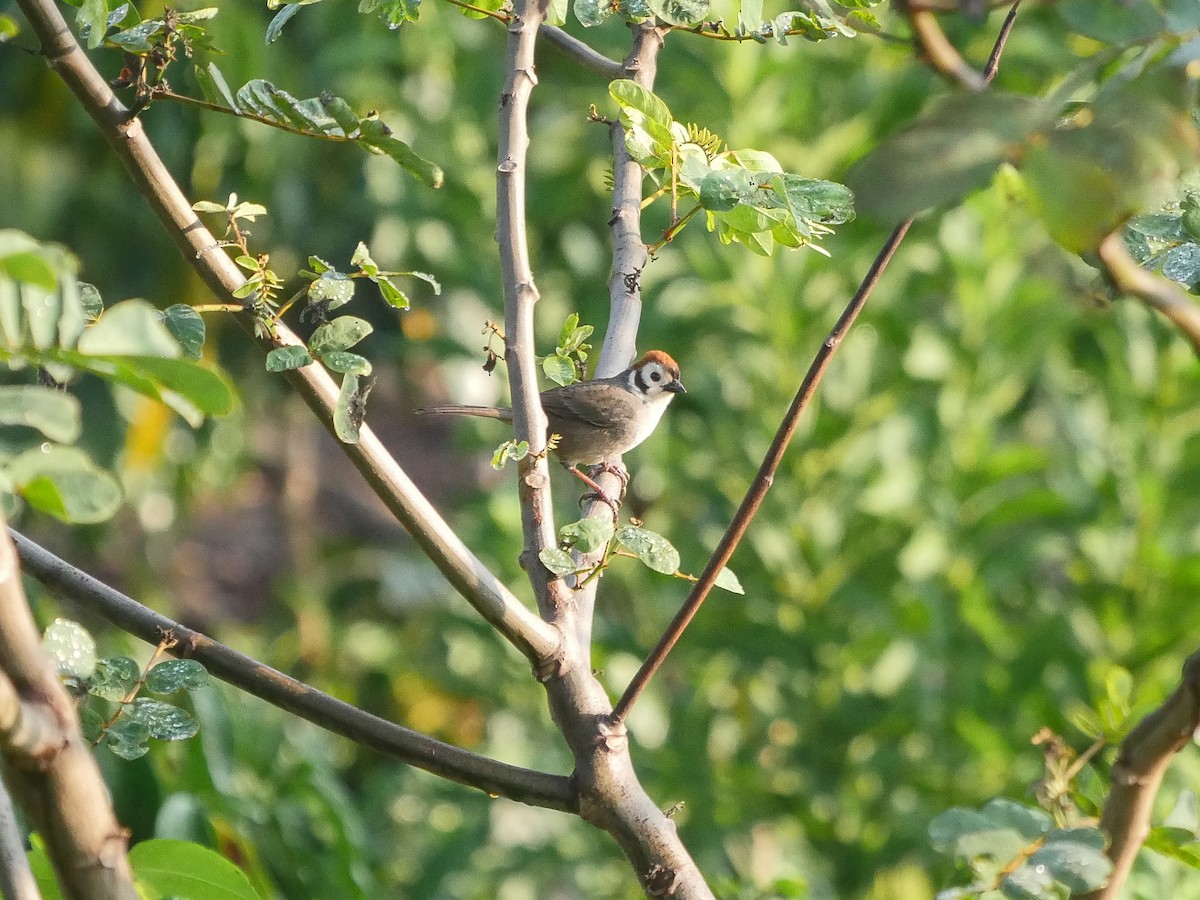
[650,371,662,382]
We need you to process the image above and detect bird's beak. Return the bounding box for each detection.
[665,380,686,394]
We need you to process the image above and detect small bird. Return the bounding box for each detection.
[419,350,685,504]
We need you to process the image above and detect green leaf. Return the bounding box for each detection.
[89,656,141,701]
[846,92,1049,222]
[106,718,151,760]
[1059,0,1164,44]
[375,277,410,309]
[647,0,708,26]
[0,386,82,442]
[78,299,180,358]
[357,118,444,189]
[27,841,63,900]
[309,316,373,353]
[350,242,378,275]
[490,438,529,469]
[714,566,745,594]
[542,354,576,386]
[1021,829,1111,894]
[161,304,205,358]
[193,62,238,109]
[319,93,361,135]
[0,15,20,42]
[308,272,356,309]
[125,698,198,741]
[77,282,102,321]
[358,0,421,26]
[265,346,314,372]
[265,3,303,42]
[76,0,109,48]
[145,659,211,694]
[334,373,363,443]
[42,618,96,680]
[320,351,372,375]
[130,839,263,900]
[6,445,122,523]
[616,524,681,574]
[539,547,578,577]
[559,517,614,553]
[574,0,612,27]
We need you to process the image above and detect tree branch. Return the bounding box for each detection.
[0,773,40,900]
[539,24,625,78]
[612,219,913,721]
[1097,231,1200,356]
[567,22,668,654]
[1079,650,1200,900]
[0,521,138,900]
[10,531,578,813]
[12,0,562,669]
[497,0,576,629]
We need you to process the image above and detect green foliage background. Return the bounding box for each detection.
[4,1,1200,898]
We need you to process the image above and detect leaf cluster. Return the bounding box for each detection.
[0,232,231,523]
[610,80,854,256]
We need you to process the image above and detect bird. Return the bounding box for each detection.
[418,350,685,507]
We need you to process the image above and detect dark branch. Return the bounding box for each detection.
[11,531,577,813]
[612,219,913,722]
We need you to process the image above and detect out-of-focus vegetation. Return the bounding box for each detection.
[4,0,1200,897]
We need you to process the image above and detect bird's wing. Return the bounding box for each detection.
[540,382,620,429]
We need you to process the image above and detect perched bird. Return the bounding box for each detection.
[419,350,685,504]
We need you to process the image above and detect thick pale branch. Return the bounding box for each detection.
[11,531,577,812]
[574,21,667,653]
[0,774,40,900]
[497,0,573,624]
[12,0,561,668]
[1080,650,1200,900]
[0,523,137,900]
[1098,231,1200,356]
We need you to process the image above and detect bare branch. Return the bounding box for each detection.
[1079,650,1200,900]
[539,24,625,78]
[1097,231,1200,356]
[12,0,562,668]
[612,219,913,722]
[11,531,578,813]
[0,523,138,900]
[497,0,576,627]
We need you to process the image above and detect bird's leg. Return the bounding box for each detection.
[566,465,621,520]
[593,461,630,497]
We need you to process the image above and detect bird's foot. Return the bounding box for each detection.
[567,465,621,521]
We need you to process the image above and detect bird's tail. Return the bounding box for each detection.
[416,405,512,422]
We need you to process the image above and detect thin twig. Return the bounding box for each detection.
[1078,650,1200,900]
[612,219,913,722]
[983,0,1021,83]
[10,531,577,812]
[444,0,510,19]
[13,0,563,669]
[1097,231,1200,356]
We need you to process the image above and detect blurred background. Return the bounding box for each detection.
[4,1,1200,897]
